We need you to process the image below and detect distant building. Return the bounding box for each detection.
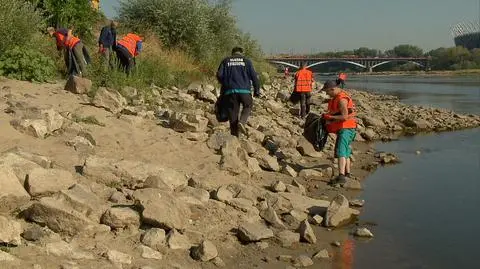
[451,21,480,50]
[91,0,100,10]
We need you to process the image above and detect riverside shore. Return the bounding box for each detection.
[0,75,478,269]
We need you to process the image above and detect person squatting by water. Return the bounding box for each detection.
[293,63,315,118]
[48,27,88,77]
[114,33,143,75]
[98,20,118,70]
[321,80,357,181]
[216,47,260,137]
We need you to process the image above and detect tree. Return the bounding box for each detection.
[353,47,378,57]
[0,0,43,53]
[391,44,423,57]
[28,0,99,41]
[118,0,264,66]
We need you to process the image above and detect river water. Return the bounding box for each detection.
[320,75,480,269]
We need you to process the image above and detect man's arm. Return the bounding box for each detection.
[246,59,260,95]
[216,59,225,84]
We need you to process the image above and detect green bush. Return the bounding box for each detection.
[118,0,266,70]
[29,0,100,43]
[0,0,43,53]
[0,46,56,82]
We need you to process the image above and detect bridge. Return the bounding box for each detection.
[266,57,430,72]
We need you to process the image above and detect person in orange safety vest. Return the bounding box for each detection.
[114,33,143,74]
[47,27,88,77]
[293,63,314,118]
[321,80,357,182]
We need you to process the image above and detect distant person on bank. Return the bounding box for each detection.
[114,33,143,74]
[336,72,347,89]
[216,47,260,137]
[47,27,88,77]
[293,63,314,118]
[321,80,357,181]
[98,20,118,69]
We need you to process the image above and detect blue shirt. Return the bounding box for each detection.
[98,26,117,47]
[216,53,260,95]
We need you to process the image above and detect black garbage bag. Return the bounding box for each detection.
[289,91,301,104]
[215,95,229,122]
[303,113,328,151]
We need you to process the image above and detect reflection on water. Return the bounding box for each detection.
[352,128,480,269]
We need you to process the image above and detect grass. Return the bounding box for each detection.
[72,114,106,127]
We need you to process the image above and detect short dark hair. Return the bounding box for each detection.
[232,47,244,54]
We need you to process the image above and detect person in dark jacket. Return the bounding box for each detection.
[217,47,260,137]
[98,20,118,69]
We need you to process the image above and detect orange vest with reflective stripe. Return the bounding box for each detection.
[117,33,142,57]
[54,31,80,49]
[326,91,357,133]
[294,68,313,92]
[338,72,347,81]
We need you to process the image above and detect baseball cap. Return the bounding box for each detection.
[322,80,337,91]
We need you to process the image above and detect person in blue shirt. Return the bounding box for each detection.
[98,20,118,69]
[216,47,260,137]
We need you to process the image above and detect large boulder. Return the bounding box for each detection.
[219,137,250,176]
[25,168,76,197]
[0,216,22,246]
[169,112,208,133]
[0,165,31,208]
[10,108,65,139]
[83,156,187,189]
[237,222,274,243]
[64,75,92,94]
[324,194,354,227]
[22,196,96,236]
[101,207,141,229]
[133,188,191,230]
[92,87,127,114]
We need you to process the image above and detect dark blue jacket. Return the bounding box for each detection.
[98,26,117,48]
[216,53,260,95]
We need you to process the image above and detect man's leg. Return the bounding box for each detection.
[345,158,351,175]
[226,94,240,137]
[335,129,356,177]
[115,47,130,73]
[306,92,311,115]
[72,43,86,76]
[300,93,307,118]
[238,93,253,124]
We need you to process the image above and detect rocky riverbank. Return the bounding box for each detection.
[0,75,478,269]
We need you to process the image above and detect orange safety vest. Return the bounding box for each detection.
[54,31,80,49]
[326,91,357,133]
[294,68,314,92]
[117,33,142,57]
[338,72,347,81]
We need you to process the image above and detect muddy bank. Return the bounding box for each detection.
[0,75,478,269]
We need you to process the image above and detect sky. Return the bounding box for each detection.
[101,0,480,54]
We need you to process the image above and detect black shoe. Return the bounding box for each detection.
[335,174,348,184]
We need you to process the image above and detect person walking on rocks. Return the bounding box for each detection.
[98,20,118,69]
[293,63,314,118]
[47,27,89,77]
[216,47,260,137]
[321,80,357,181]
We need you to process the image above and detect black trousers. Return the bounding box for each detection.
[115,45,134,74]
[299,92,311,118]
[224,93,253,137]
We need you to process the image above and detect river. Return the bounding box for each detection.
[321,75,480,269]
